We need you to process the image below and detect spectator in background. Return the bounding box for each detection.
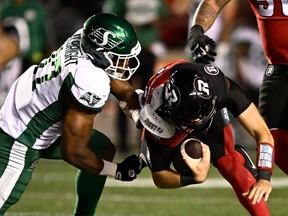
[0,0,50,71]
[229,1,266,106]
[42,0,105,47]
[0,22,18,67]
[0,20,23,107]
[159,0,190,48]
[103,0,169,154]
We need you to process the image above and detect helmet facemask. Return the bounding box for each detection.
[170,95,216,129]
[104,41,141,81]
[80,13,141,81]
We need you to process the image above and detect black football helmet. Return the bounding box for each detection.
[163,63,217,132]
[81,13,141,80]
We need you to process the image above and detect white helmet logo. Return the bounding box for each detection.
[165,83,180,109]
[88,28,123,50]
[194,77,211,99]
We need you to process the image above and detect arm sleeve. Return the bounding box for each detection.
[225,77,252,117]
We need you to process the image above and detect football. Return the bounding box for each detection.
[172,138,203,173]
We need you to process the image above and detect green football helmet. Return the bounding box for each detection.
[81,13,141,80]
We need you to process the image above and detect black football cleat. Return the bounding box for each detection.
[235,144,258,179]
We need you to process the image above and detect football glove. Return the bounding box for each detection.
[116,154,142,181]
[188,25,217,64]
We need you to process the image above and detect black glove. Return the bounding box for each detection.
[116,154,142,181]
[188,25,217,64]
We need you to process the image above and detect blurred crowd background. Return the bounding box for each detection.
[0,0,266,155]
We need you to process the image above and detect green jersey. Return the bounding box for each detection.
[0,29,111,150]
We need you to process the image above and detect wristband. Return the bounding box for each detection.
[257,143,274,173]
[190,25,204,35]
[180,172,197,186]
[257,170,272,181]
[99,160,117,177]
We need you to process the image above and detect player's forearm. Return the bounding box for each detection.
[61,146,107,174]
[118,89,142,126]
[237,103,274,146]
[111,79,138,106]
[192,0,230,31]
[152,170,203,188]
[152,170,183,189]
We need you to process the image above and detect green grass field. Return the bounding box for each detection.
[5,157,288,216]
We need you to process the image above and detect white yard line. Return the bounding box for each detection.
[105,177,288,188]
[32,173,288,188]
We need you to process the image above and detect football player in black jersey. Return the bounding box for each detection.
[139,59,274,216]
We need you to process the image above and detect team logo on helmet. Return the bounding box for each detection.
[265,65,274,76]
[164,83,180,109]
[88,28,124,50]
[204,65,219,75]
[193,77,211,99]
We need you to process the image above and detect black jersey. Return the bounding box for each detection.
[140,59,252,171]
[141,59,251,147]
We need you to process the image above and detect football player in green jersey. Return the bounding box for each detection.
[0,13,142,215]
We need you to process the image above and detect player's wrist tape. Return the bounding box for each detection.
[180,172,197,186]
[135,88,144,108]
[257,143,274,174]
[99,160,117,177]
[130,89,143,124]
[131,109,140,124]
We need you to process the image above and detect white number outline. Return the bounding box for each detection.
[257,0,288,16]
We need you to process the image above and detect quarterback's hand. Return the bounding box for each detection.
[188,25,217,64]
[242,179,272,204]
[116,154,141,181]
[181,143,211,182]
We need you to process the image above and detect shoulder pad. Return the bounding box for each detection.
[140,104,175,138]
[71,64,110,110]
